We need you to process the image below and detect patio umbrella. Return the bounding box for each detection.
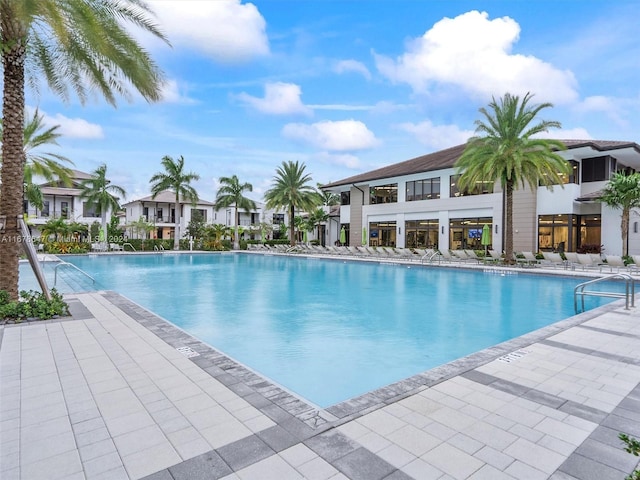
[339,226,346,245]
[362,227,367,246]
[481,223,491,254]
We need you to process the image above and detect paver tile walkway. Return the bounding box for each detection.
[1,289,640,479]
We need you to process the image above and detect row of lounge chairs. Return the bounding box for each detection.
[247,244,639,274]
[247,243,437,261]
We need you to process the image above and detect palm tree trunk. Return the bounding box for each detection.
[0,35,27,299]
[504,181,514,264]
[174,197,180,250]
[234,206,239,250]
[101,211,108,246]
[289,205,295,246]
[622,207,630,257]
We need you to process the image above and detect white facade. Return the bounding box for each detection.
[322,140,640,255]
[26,170,115,238]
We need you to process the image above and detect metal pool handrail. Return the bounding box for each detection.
[574,273,635,313]
[54,261,96,286]
[123,242,136,251]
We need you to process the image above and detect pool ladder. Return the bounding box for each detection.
[574,273,635,313]
[54,261,96,287]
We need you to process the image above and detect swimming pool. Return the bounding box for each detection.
[61,253,617,407]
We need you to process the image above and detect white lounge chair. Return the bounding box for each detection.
[577,253,603,270]
[516,251,540,267]
[484,250,503,265]
[602,255,632,273]
[541,252,565,268]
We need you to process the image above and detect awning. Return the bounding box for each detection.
[575,189,603,202]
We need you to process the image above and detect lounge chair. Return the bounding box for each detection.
[563,252,580,270]
[110,243,124,251]
[452,250,471,261]
[484,249,503,265]
[464,249,483,264]
[601,255,632,273]
[516,251,540,267]
[577,253,603,270]
[541,252,565,268]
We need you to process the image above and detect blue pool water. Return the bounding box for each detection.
[58,253,618,407]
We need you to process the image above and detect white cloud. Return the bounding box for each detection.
[575,95,626,126]
[282,120,380,151]
[334,59,372,80]
[151,0,269,63]
[539,128,592,140]
[374,10,578,104]
[397,120,474,150]
[236,82,312,115]
[160,79,197,104]
[315,151,361,169]
[41,112,104,139]
[308,104,373,111]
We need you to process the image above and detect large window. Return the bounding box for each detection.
[449,217,492,250]
[449,175,494,197]
[538,214,601,252]
[340,191,350,205]
[368,221,396,247]
[82,202,100,218]
[272,213,285,224]
[61,201,69,219]
[406,178,440,201]
[370,184,398,204]
[582,156,616,182]
[42,201,50,217]
[405,219,438,249]
[192,209,207,222]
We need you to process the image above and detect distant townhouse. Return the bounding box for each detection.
[321,140,640,256]
[122,191,217,240]
[26,169,108,236]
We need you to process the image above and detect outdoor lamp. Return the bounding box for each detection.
[495,225,499,234]
[0,215,5,233]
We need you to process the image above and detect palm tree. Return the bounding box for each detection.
[0,0,168,299]
[215,175,257,250]
[0,109,75,210]
[308,207,329,244]
[41,217,71,242]
[149,155,200,250]
[455,92,569,263]
[317,183,340,206]
[79,164,126,245]
[264,161,320,246]
[600,171,640,257]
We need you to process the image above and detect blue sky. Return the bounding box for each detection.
[29,0,640,204]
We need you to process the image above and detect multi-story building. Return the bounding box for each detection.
[321,140,640,256]
[122,191,217,240]
[26,169,109,237]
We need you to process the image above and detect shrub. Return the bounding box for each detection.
[0,289,69,321]
[620,433,640,480]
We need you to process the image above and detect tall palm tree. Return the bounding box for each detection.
[0,109,75,210]
[455,92,569,263]
[264,161,320,246]
[79,164,126,245]
[600,171,640,257]
[149,155,200,250]
[0,0,168,298]
[215,175,257,250]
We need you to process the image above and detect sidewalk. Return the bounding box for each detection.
[1,290,639,479]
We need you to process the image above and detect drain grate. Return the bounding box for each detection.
[497,349,530,363]
[176,346,200,358]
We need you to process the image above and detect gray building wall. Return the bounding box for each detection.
[511,187,538,252]
[349,185,367,246]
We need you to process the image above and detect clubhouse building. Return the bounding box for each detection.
[321,140,640,256]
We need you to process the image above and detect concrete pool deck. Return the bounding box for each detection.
[2,270,640,478]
